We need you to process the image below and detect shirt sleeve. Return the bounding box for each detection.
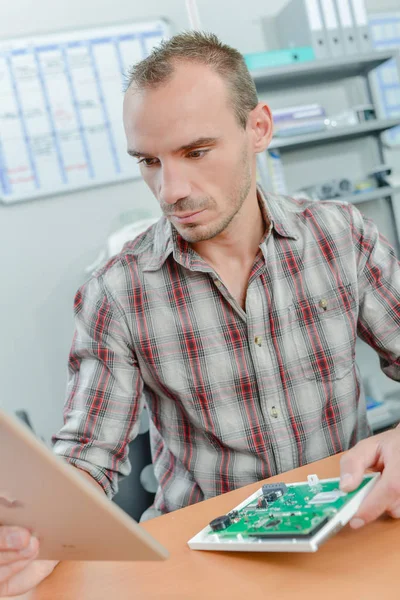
[350,204,400,382]
[52,271,145,498]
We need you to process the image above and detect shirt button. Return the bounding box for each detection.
[319,298,328,310]
[254,336,262,346]
[271,406,279,419]
[215,280,221,287]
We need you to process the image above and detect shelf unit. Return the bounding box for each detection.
[329,184,400,206]
[254,50,400,238]
[252,51,400,430]
[250,49,399,89]
[269,118,400,151]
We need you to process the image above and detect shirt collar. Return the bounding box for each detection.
[258,186,299,243]
[142,185,298,272]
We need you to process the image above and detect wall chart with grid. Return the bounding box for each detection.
[0,20,168,204]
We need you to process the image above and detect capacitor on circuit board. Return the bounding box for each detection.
[209,515,232,532]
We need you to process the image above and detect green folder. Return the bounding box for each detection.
[244,47,315,70]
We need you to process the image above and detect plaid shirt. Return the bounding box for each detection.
[52,190,400,516]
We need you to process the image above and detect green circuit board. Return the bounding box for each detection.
[208,476,374,539]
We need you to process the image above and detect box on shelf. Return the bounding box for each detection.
[272,104,327,137]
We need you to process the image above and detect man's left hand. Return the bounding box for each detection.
[340,426,400,529]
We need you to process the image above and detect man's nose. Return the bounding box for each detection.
[158,164,191,206]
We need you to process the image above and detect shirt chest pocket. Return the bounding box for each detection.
[288,286,357,381]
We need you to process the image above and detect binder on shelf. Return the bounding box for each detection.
[275,0,329,60]
[256,150,287,195]
[349,0,372,52]
[335,0,358,55]
[320,0,344,57]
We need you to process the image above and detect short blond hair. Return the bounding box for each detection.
[126,31,258,129]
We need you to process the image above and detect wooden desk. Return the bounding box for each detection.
[31,454,399,600]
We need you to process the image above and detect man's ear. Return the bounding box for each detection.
[248,102,274,153]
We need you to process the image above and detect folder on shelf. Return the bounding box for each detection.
[349,0,372,52]
[320,0,345,57]
[244,47,316,70]
[275,0,329,60]
[256,150,287,195]
[335,0,358,55]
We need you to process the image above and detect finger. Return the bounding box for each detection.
[0,536,39,566]
[340,439,380,492]
[387,499,400,519]
[0,559,58,598]
[0,556,38,588]
[349,467,400,528]
[0,527,31,551]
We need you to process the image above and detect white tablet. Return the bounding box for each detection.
[0,409,168,561]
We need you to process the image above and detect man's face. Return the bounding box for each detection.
[123,62,257,243]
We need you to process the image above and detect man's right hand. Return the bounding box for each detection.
[0,527,58,597]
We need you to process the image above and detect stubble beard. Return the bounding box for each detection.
[169,148,252,244]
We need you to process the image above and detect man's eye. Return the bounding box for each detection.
[138,157,159,167]
[187,149,208,159]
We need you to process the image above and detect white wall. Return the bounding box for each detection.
[1,0,399,441]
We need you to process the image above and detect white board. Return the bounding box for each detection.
[0,20,169,204]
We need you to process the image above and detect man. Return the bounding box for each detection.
[1,31,399,596]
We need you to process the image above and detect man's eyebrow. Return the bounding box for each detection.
[127,136,220,158]
[178,136,220,152]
